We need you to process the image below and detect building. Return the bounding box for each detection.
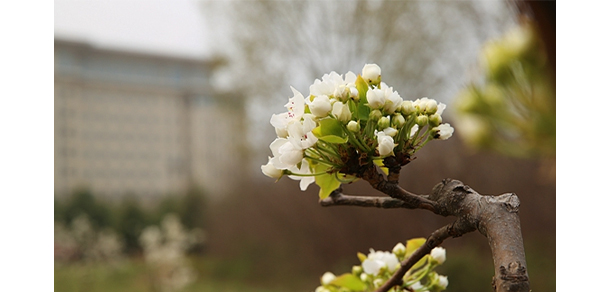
[54,39,244,199]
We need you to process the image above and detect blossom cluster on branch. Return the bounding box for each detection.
[262,64,454,198]
[314,238,448,292]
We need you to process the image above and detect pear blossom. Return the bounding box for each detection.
[430,247,446,264]
[392,242,406,256]
[320,272,336,285]
[309,95,332,117]
[367,88,386,109]
[288,159,315,191]
[433,124,454,140]
[380,83,403,114]
[287,114,318,149]
[332,101,352,123]
[382,127,398,137]
[347,120,360,132]
[437,275,449,289]
[270,87,306,137]
[362,249,399,275]
[362,63,381,84]
[375,130,395,156]
[261,157,283,179]
[269,138,303,169]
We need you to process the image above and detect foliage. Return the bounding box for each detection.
[455,19,555,158]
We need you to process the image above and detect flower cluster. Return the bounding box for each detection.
[262,64,454,198]
[314,238,448,292]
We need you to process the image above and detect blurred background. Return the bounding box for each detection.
[54,1,555,291]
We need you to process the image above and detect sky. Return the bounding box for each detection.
[54,0,212,59]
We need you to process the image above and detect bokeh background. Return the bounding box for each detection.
[53,1,555,291]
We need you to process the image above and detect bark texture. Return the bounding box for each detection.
[321,176,530,292]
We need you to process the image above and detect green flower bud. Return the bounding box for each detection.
[369,109,382,121]
[429,113,442,127]
[401,100,415,116]
[416,115,428,127]
[377,116,391,130]
[392,113,406,128]
[347,120,361,132]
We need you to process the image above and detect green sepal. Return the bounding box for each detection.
[373,159,389,175]
[357,252,367,263]
[329,273,367,291]
[315,164,341,199]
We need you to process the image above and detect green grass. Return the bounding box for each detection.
[55,256,312,292]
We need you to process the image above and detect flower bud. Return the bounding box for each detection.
[362,63,381,86]
[377,116,390,130]
[347,120,361,133]
[352,265,363,275]
[425,99,438,114]
[309,95,332,117]
[438,275,449,289]
[416,115,428,127]
[373,278,384,288]
[430,247,446,264]
[429,113,442,127]
[401,100,415,116]
[369,109,382,121]
[392,242,406,257]
[391,113,406,128]
[332,102,352,123]
[321,272,336,285]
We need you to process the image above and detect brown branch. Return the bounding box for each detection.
[320,178,530,292]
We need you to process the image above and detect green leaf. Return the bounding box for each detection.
[405,238,428,270]
[315,164,341,199]
[312,118,348,144]
[330,273,367,291]
[319,135,349,144]
[355,75,369,103]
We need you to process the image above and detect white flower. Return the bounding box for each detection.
[392,242,406,256]
[430,247,446,264]
[380,83,403,114]
[287,114,318,149]
[332,102,352,123]
[362,249,399,275]
[375,131,395,156]
[309,95,332,117]
[269,138,303,169]
[362,63,381,84]
[409,281,429,292]
[270,86,306,137]
[437,275,449,289]
[367,89,386,109]
[310,71,358,101]
[409,124,419,138]
[320,272,336,285]
[288,159,315,191]
[382,127,398,137]
[433,124,454,140]
[261,157,283,179]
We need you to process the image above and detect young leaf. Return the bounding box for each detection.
[312,118,348,143]
[330,273,367,291]
[315,164,341,199]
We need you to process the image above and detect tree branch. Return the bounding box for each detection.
[376,219,476,292]
[320,178,530,292]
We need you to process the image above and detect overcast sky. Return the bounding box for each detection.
[54,0,212,59]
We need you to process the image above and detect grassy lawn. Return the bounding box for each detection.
[55,256,313,292]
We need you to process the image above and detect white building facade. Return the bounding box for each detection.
[54,39,244,199]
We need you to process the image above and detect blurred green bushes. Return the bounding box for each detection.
[54,186,208,256]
